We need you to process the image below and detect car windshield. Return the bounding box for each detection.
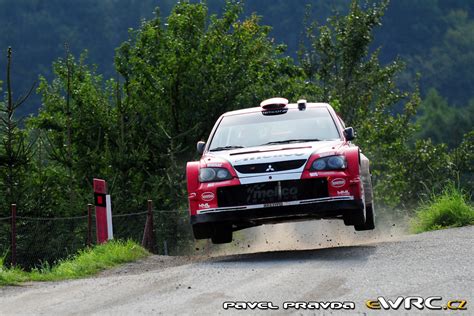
[209,108,340,151]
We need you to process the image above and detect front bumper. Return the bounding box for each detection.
[191,196,363,227]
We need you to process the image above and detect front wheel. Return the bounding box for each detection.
[192,224,213,239]
[354,203,375,231]
[343,207,365,226]
[344,184,366,226]
[211,224,233,244]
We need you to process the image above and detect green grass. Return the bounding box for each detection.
[0,240,149,286]
[411,184,474,233]
[0,264,29,286]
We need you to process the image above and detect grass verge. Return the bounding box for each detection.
[0,240,149,286]
[411,184,474,233]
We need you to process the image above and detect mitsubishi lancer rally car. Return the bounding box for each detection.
[186,97,375,244]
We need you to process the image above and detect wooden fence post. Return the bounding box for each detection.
[163,240,168,256]
[11,204,17,266]
[142,200,156,253]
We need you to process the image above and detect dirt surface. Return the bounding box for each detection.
[0,223,472,315]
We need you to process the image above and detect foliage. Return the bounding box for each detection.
[0,251,28,285]
[416,89,474,148]
[113,1,299,250]
[115,1,294,146]
[374,130,473,208]
[28,52,114,212]
[411,184,474,233]
[7,1,296,259]
[451,131,474,192]
[0,0,169,114]
[2,1,474,115]
[418,10,474,106]
[0,240,149,285]
[298,0,423,206]
[0,48,34,214]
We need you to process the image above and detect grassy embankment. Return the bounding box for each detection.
[0,240,149,286]
[411,184,474,233]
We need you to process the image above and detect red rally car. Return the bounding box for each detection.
[186,98,375,244]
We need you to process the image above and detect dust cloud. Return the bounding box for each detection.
[192,211,410,257]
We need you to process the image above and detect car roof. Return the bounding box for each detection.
[222,102,332,117]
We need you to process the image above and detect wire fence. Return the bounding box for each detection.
[0,203,193,270]
[15,216,90,269]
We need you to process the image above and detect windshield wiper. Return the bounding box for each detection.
[209,145,245,152]
[260,139,321,145]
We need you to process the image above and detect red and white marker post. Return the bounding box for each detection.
[93,178,114,243]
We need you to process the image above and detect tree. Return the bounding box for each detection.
[114,1,297,195]
[29,52,114,214]
[298,0,422,206]
[113,0,304,251]
[0,47,34,212]
[421,10,474,105]
[417,88,474,148]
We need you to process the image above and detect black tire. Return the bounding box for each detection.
[192,224,213,239]
[343,215,353,226]
[355,204,375,231]
[343,208,365,226]
[211,225,233,244]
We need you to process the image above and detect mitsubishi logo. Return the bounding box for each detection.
[266,164,275,172]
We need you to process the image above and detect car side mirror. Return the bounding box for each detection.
[197,141,206,155]
[343,127,355,141]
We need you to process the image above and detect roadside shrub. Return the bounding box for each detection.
[30,240,149,281]
[0,240,149,285]
[411,184,474,233]
[0,252,28,285]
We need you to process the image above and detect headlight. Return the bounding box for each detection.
[328,156,346,169]
[311,155,347,171]
[199,167,232,182]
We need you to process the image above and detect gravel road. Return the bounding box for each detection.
[0,224,472,315]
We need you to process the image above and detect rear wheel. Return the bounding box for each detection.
[211,225,233,244]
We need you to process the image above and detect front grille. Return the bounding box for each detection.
[234,159,307,174]
[217,179,328,207]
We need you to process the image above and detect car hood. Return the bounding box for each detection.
[204,141,344,166]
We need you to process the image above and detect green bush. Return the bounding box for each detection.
[411,185,474,233]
